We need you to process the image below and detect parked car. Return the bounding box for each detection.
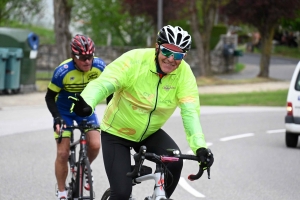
[285,61,300,147]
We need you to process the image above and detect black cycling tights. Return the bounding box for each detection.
[101,129,183,200]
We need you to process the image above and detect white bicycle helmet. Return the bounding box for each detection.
[157,25,192,52]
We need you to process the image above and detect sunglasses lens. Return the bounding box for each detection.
[161,47,173,57]
[160,46,184,60]
[76,55,93,61]
[173,53,184,60]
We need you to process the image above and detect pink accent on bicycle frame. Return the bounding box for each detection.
[161,156,179,162]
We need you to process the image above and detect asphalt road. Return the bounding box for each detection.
[1,105,299,200]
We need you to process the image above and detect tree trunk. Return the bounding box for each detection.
[189,0,218,77]
[202,0,218,76]
[53,0,72,64]
[189,0,205,76]
[257,26,275,77]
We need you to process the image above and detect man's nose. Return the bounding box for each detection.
[167,54,175,61]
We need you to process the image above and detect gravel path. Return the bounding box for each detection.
[198,81,290,94]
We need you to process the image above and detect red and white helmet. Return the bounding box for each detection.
[70,34,95,55]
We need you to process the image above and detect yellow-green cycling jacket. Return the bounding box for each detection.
[81,48,207,154]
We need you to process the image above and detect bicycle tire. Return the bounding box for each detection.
[100,188,110,200]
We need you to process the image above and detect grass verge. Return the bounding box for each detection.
[199,89,288,107]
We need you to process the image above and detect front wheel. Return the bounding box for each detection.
[100,188,110,200]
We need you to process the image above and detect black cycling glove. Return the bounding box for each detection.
[53,117,66,131]
[196,148,214,169]
[69,93,93,117]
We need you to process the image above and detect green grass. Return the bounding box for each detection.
[234,62,244,73]
[272,45,300,59]
[250,44,300,60]
[199,89,288,106]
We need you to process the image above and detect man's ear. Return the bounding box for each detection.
[155,43,159,53]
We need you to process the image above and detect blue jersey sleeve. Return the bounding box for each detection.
[92,57,106,72]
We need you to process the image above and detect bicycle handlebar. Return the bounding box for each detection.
[127,146,212,181]
[57,119,100,144]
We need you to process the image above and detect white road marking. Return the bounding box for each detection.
[180,128,282,198]
[220,133,254,141]
[179,177,205,198]
[266,129,285,134]
[206,142,213,147]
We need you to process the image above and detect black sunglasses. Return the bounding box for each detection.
[75,54,94,61]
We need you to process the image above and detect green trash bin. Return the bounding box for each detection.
[234,49,243,57]
[5,48,23,92]
[0,48,9,90]
[0,27,39,92]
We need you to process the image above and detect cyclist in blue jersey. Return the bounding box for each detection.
[45,34,111,200]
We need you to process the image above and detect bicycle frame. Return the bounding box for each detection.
[134,167,168,200]
[57,119,97,200]
[101,146,212,200]
[69,130,89,197]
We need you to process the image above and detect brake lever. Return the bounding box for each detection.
[206,148,212,179]
[207,166,210,179]
[57,119,65,144]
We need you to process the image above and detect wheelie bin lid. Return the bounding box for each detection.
[0,48,9,59]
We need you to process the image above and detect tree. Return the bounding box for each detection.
[0,0,43,24]
[281,10,300,31]
[123,0,225,77]
[122,0,187,33]
[189,0,219,76]
[53,0,73,63]
[72,0,153,46]
[73,0,189,46]
[121,0,192,47]
[221,0,300,77]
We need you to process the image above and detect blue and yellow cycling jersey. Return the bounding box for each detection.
[48,57,106,114]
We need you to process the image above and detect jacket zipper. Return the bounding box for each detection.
[139,74,163,142]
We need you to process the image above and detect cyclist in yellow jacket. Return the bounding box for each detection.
[70,25,214,199]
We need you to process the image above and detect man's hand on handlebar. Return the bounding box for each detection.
[69,93,93,117]
[54,117,66,134]
[196,148,214,170]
